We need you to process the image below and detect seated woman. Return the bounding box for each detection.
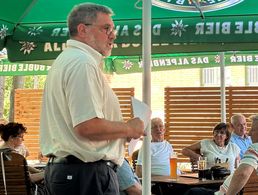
[182,122,240,173]
[0,122,44,183]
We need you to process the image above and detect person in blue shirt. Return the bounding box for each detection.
[230,114,252,159]
[116,158,141,195]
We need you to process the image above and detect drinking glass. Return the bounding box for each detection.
[170,152,178,180]
[198,157,208,181]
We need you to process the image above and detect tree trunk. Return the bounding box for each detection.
[0,76,5,119]
[33,75,39,89]
[9,76,24,122]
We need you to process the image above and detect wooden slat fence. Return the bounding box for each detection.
[165,86,258,162]
[14,88,134,160]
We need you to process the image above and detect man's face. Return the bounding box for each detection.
[85,12,116,56]
[151,119,165,142]
[232,116,247,137]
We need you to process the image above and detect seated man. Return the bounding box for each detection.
[136,117,179,177]
[116,158,141,195]
[230,114,252,159]
[215,114,258,195]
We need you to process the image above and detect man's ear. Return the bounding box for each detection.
[229,123,234,132]
[77,23,87,37]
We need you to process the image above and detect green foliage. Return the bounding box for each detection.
[3,76,12,119]
[24,75,47,89]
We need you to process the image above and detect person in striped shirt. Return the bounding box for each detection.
[216,114,258,195]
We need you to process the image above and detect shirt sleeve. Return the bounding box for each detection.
[240,145,258,170]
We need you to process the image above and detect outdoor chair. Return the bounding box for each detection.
[0,149,34,195]
[189,149,201,173]
[191,160,199,173]
[131,149,139,172]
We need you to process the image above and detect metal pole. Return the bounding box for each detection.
[220,52,226,123]
[142,0,152,194]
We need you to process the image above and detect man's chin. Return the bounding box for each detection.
[102,49,112,57]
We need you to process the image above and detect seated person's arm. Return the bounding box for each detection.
[30,171,45,183]
[135,165,142,178]
[24,147,29,158]
[28,166,42,173]
[126,182,142,195]
[226,164,254,195]
[182,141,202,164]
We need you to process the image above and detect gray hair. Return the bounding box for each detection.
[230,114,246,125]
[67,3,113,37]
[151,117,164,129]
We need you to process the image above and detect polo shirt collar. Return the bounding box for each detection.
[66,39,104,65]
[232,132,248,139]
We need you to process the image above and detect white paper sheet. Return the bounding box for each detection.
[128,97,152,156]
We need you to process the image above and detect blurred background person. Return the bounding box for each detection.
[15,142,29,158]
[182,122,240,173]
[230,114,252,159]
[0,118,8,145]
[0,122,44,183]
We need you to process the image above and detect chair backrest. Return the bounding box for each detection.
[191,161,199,173]
[0,150,32,195]
[242,170,258,195]
[131,149,139,172]
[189,149,201,173]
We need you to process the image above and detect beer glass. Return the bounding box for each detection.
[170,152,178,180]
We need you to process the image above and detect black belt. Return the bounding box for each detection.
[48,155,118,172]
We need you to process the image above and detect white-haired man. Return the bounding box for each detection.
[230,114,252,159]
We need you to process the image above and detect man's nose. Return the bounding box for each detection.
[157,127,162,131]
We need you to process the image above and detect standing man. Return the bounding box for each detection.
[230,114,252,159]
[40,3,144,195]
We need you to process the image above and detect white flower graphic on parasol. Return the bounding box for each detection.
[214,55,221,63]
[28,26,43,36]
[171,20,188,37]
[123,60,133,70]
[19,41,36,54]
[0,24,8,39]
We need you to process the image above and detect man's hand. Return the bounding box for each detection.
[126,118,145,139]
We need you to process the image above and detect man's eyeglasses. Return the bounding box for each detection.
[84,23,117,36]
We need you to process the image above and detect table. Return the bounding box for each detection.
[27,160,47,170]
[151,173,225,195]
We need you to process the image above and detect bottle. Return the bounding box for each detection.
[170,152,178,180]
